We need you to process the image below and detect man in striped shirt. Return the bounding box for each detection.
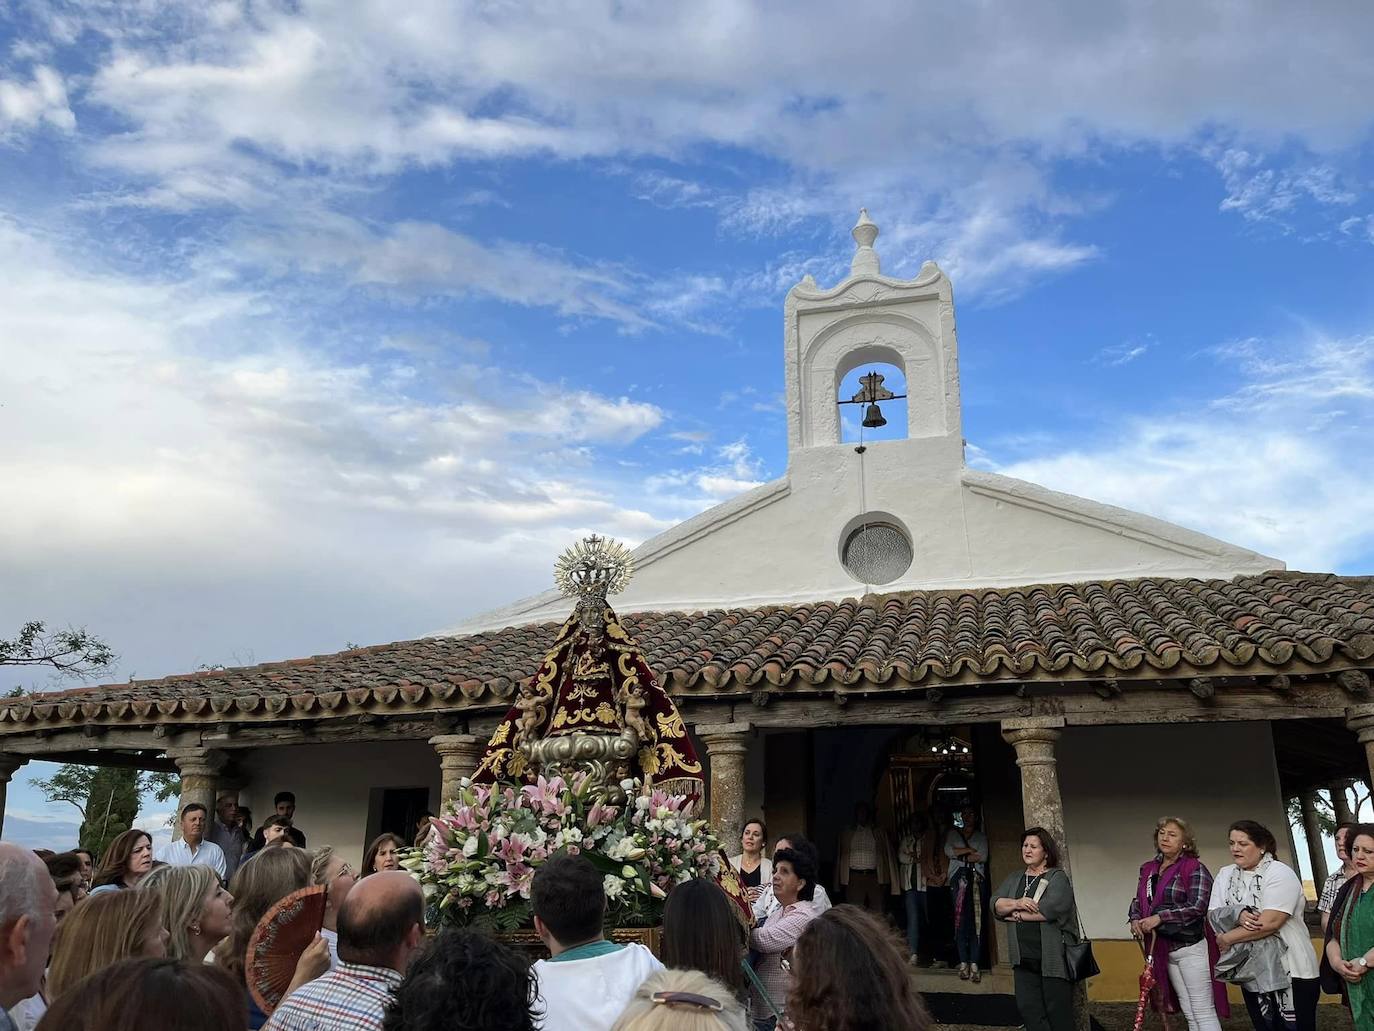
[265,871,424,1031]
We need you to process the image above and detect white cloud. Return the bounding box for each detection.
[0,63,74,134]
[16,0,1371,308]
[1095,342,1151,367]
[994,331,1374,571]
[0,216,682,687]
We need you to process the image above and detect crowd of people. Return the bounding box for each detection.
[1,791,936,1031]
[7,784,1373,1031]
[728,806,1372,1031]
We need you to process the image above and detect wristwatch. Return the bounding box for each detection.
[1358,958,1369,969]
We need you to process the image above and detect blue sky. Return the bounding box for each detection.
[2,1,1373,849]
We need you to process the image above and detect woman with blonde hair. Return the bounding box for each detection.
[611,969,748,1031]
[46,890,169,998]
[308,845,357,969]
[1129,817,1227,1031]
[140,864,234,963]
[216,845,328,1029]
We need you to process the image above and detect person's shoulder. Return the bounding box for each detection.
[623,942,665,972]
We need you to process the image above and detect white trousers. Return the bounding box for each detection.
[1167,938,1223,1031]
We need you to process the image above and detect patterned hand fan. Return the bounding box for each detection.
[246,885,327,1015]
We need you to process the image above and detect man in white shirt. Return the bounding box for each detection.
[156,803,228,880]
[532,854,662,1031]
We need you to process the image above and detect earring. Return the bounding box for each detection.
[190,923,202,935]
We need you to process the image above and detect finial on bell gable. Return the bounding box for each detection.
[850,208,881,277]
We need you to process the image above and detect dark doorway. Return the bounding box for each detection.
[368,787,430,847]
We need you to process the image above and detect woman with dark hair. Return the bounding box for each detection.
[753,834,831,923]
[1322,823,1374,1025]
[991,828,1081,1031]
[363,832,407,876]
[788,905,931,1031]
[662,878,748,1002]
[1127,817,1226,1031]
[36,957,245,1031]
[382,928,537,1031]
[729,819,771,904]
[89,829,155,894]
[46,891,169,998]
[747,846,818,1031]
[1207,820,1318,1031]
[215,845,328,1029]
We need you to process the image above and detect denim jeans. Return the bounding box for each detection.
[903,888,926,956]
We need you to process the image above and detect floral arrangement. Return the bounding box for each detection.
[402,772,724,931]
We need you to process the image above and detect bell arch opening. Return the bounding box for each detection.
[836,358,908,444]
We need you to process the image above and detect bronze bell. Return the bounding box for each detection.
[862,402,887,428]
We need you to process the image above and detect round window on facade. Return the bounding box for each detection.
[841,521,913,585]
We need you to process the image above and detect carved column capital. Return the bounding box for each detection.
[430,734,487,808]
[694,722,752,755]
[164,747,228,780]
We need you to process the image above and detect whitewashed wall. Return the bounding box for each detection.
[238,740,441,870]
[1059,722,1292,940]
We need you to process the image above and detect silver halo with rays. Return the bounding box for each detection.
[553,533,635,606]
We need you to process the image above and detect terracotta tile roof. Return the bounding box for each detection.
[2,572,1371,731]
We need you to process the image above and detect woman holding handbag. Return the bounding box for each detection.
[1128,817,1228,1031]
[992,828,1080,1031]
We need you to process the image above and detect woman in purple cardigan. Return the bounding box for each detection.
[1128,817,1229,1031]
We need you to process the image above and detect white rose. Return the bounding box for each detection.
[603,875,625,899]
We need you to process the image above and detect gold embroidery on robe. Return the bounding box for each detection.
[488,722,511,747]
[655,710,686,739]
[656,742,702,774]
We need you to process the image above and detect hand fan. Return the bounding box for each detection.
[246,884,327,1015]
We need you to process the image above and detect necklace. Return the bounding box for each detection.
[1023,871,1045,896]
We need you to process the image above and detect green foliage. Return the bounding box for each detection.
[31,764,179,857]
[0,621,117,678]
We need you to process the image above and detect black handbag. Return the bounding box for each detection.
[1064,886,1099,982]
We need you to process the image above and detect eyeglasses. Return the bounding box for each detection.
[651,991,724,1012]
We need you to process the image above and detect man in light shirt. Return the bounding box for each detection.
[156,803,228,880]
[837,801,897,913]
[532,854,663,1031]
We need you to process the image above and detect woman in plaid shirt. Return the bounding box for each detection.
[748,847,819,1030]
[1128,817,1228,1031]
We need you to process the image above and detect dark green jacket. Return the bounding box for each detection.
[991,867,1079,980]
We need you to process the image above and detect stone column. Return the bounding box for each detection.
[429,734,486,811]
[1347,706,1374,808]
[1002,717,1087,1031]
[1299,790,1330,888]
[1000,717,1071,874]
[0,753,27,840]
[694,722,752,852]
[1330,779,1357,826]
[165,748,227,842]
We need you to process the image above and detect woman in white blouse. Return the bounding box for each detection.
[1207,820,1318,1031]
[730,818,773,905]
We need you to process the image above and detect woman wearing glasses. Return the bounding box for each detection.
[309,847,357,970]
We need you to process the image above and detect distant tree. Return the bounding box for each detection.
[31,765,183,857]
[0,621,117,678]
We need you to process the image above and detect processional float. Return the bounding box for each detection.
[407,534,752,937]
